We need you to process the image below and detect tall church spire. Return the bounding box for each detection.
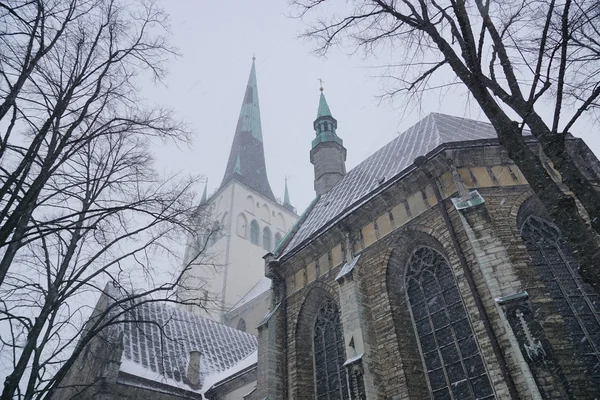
[310,86,347,196]
[220,58,275,200]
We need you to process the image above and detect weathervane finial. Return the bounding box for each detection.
[252,53,256,61]
[318,78,324,92]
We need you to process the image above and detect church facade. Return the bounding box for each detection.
[252,92,600,399]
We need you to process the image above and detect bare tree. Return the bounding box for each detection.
[0,0,222,398]
[294,0,600,290]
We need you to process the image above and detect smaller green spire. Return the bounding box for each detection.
[284,178,291,207]
[234,152,241,175]
[317,92,332,118]
[200,182,208,204]
[312,88,343,149]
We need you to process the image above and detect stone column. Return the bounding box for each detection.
[334,234,382,399]
[452,190,544,399]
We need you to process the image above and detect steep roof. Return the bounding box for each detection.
[220,60,275,201]
[278,113,504,259]
[226,277,271,314]
[114,298,257,395]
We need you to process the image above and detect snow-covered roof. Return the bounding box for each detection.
[277,113,513,259]
[227,277,271,314]
[113,298,257,395]
[202,349,257,392]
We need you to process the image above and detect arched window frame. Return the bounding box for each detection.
[263,226,272,251]
[236,213,247,238]
[520,215,600,382]
[274,232,283,248]
[405,246,494,399]
[250,220,260,246]
[313,299,349,400]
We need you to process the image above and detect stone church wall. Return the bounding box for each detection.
[267,142,600,399]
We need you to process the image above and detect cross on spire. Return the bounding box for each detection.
[318,78,324,92]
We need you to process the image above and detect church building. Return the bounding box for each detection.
[251,89,600,399]
[53,63,600,400]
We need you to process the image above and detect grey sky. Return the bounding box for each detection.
[150,0,600,219]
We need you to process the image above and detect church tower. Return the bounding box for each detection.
[310,87,347,195]
[177,59,298,323]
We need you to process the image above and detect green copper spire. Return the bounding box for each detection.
[201,182,208,204]
[316,91,332,118]
[220,58,275,200]
[284,178,291,206]
[312,88,343,149]
[237,59,263,141]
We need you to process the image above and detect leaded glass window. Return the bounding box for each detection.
[406,247,494,400]
[314,300,349,400]
[521,215,600,383]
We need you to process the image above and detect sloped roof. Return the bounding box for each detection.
[227,277,271,314]
[278,113,503,259]
[115,299,257,394]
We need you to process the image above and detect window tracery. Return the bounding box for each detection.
[406,246,494,399]
[313,300,349,400]
[521,215,600,383]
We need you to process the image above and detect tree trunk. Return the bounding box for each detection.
[520,113,600,234]
[482,103,600,292]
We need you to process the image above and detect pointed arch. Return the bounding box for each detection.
[405,247,493,399]
[262,226,272,251]
[519,207,600,384]
[274,232,283,248]
[245,195,255,214]
[313,300,349,400]
[260,203,271,223]
[386,229,494,399]
[276,212,286,231]
[236,213,247,238]
[294,284,345,399]
[250,220,260,246]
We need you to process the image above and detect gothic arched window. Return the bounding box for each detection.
[237,213,247,238]
[274,232,283,247]
[406,247,494,399]
[263,227,272,251]
[313,300,349,400]
[521,215,600,382]
[250,220,260,245]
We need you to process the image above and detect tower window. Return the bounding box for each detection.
[237,213,247,238]
[263,227,272,251]
[275,232,283,248]
[250,220,260,245]
[313,300,349,400]
[406,247,494,399]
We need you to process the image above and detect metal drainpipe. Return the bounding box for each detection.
[414,156,520,400]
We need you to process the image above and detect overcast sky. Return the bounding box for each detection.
[149,0,600,220]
